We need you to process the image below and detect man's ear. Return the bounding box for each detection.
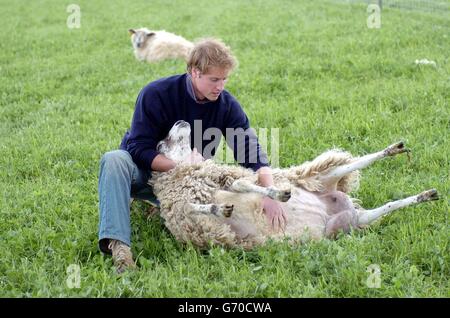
[128,29,136,35]
[146,32,156,37]
[193,68,201,78]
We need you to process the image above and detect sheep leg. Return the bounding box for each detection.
[184,203,233,218]
[318,141,410,188]
[229,179,291,202]
[357,189,439,226]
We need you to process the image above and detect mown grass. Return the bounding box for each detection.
[0,0,448,297]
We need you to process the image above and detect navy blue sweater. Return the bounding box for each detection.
[120,74,269,172]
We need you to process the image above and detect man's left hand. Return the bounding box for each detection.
[181,147,204,165]
[262,197,287,232]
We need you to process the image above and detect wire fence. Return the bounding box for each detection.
[341,0,449,13]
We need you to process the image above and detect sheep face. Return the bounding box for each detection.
[157,120,192,163]
[129,28,155,49]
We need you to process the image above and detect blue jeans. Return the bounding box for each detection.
[98,150,159,254]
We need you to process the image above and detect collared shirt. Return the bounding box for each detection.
[185,73,211,104]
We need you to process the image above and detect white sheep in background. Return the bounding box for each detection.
[128,28,193,63]
[148,121,439,250]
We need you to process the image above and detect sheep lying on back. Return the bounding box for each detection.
[149,121,439,250]
[128,28,193,63]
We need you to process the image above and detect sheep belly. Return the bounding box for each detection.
[281,188,329,240]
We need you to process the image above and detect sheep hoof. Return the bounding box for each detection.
[223,176,235,189]
[210,203,233,217]
[280,189,292,202]
[268,187,291,202]
[384,141,410,157]
[417,189,439,202]
[220,204,234,217]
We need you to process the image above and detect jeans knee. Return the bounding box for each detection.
[100,150,132,171]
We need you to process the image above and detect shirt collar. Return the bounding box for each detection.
[186,73,212,104]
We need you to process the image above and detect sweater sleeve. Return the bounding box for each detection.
[124,87,166,171]
[223,97,269,172]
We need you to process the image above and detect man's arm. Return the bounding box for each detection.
[223,97,269,172]
[223,97,286,231]
[125,86,169,171]
[257,166,287,232]
[257,166,274,187]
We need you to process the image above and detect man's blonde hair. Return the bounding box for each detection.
[187,38,238,74]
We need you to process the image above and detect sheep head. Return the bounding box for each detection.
[157,120,192,163]
[129,28,155,49]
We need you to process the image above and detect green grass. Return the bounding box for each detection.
[0,0,449,297]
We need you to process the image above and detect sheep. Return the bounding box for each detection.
[149,121,439,249]
[128,28,193,63]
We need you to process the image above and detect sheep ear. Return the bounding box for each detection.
[128,29,136,35]
[146,32,156,37]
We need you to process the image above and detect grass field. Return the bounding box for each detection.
[0,0,449,297]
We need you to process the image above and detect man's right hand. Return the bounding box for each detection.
[262,196,287,232]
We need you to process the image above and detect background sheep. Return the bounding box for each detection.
[149,121,439,250]
[128,28,193,63]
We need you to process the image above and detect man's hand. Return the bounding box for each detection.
[181,148,205,165]
[262,197,287,232]
[151,154,177,172]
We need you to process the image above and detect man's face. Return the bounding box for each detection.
[191,66,230,101]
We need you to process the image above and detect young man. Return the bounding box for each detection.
[98,38,286,273]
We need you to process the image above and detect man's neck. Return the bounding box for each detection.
[191,78,206,100]
[186,73,210,104]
